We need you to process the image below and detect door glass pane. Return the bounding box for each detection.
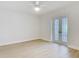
[54,18,59,41]
[62,16,68,42]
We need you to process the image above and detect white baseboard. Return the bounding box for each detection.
[0,38,40,46]
[68,45,79,50]
[40,38,52,42]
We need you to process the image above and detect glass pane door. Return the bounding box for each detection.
[54,17,59,42]
[53,16,68,45]
[62,16,68,43]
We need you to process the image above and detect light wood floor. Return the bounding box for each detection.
[0,39,79,58]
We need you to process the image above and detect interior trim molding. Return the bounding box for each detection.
[68,45,79,50]
[0,38,40,46]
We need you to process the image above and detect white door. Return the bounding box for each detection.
[54,17,59,43]
[62,16,68,45]
[54,16,68,45]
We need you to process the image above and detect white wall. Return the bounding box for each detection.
[39,13,53,41]
[40,4,79,50]
[1,2,79,50]
[0,8,40,46]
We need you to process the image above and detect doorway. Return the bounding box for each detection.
[54,16,68,45]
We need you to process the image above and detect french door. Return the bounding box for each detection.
[54,16,68,45]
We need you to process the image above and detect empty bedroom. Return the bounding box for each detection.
[0,0,79,58]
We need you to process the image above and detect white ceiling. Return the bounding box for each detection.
[0,1,78,15]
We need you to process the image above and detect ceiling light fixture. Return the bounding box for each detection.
[34,6,40,12]
[34,1,40,12]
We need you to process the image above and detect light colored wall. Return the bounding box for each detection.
[40,4,79,50]
[1,2,79,50]
[39,13,53,41]
[0,9,40,46]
